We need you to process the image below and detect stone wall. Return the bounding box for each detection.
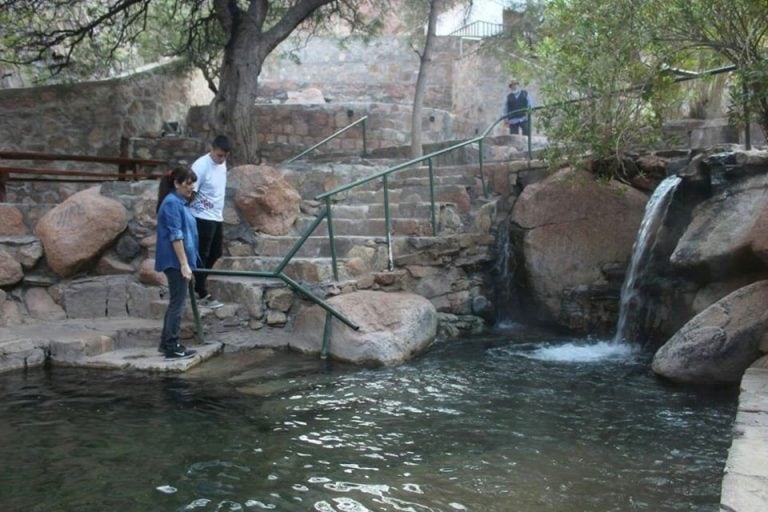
[187,102,456,162]
[258,35,458,112]
[0,61,211,162]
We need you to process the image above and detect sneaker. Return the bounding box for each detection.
[164,346,197,359]
[198,294,224,309]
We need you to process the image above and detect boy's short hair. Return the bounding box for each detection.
[211,135,232,153]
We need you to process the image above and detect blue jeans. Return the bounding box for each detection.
[161,268,188,351]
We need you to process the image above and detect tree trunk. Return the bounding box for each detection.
[207,0,336,166]
[410,0,439,160]
[210,30,266,166]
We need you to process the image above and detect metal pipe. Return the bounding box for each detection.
[278,272,359,330]
[284,116,369,164]
[384,174,393,271]
[188,281,204,344]
[428,158,437,236]
[321,311,333,359]
[743,81,752,150]
[275,209,328,275]
[325,196,339,281]
[478,138,487,197]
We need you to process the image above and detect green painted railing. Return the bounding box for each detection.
[189,206,360,357]
[313,110,533,277]
[190,64,747,358]
[283,115,369,164]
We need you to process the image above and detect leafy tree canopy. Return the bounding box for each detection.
[0,0,387,163]
[505,0,768,173]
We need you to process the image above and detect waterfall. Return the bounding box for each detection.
[613,175,682,343]
[493,216,517,326]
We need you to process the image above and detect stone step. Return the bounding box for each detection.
[293,215,439,237]
[320,201,457,219]
[1,317,222,373]
[392,174,479,188]
[215,256,360,282]
[334,183,474,206]
[252,234,396,259]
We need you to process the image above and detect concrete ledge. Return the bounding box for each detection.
[720,367,768,512]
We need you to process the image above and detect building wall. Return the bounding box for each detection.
[0,62,209,161]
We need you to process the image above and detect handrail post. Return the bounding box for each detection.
[384,174,393,271]
[527,110,533,164]
[428,158,437,236]
[478,138,488,198]
[188,281,204,344]
[325,197,339,281]
[321,311,333,359]
[743,81,752,150]
[362,118,368,157]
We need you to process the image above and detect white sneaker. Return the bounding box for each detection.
[198,294,224,309]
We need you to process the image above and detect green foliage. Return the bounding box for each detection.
[501,0,768,175]
[527,0,682,173]
[0,0,386,89]
[652,0,768,134]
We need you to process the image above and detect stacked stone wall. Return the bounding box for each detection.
[258,35,457,111]
[187,103,456,163]
[0,62,210,163]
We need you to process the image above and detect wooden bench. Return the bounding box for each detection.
[0,151,169,201]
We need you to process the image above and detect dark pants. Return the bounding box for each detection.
[194,218,223,298]
[509,120,530,136]
[160,269,188,351]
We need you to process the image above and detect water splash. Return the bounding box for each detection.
[613,175,682,343]
[505,339,639,362]
[527,340,638,362]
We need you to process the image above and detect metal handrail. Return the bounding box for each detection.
[307,64,748,279]
[449,21,505,39]
[187,64,748,357]
[189,206,360,351]
[312,110,528,275]
[283,116,369,164]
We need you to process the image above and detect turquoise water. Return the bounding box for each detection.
[0,328,737,511]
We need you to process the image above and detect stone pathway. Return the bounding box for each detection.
[720,367,768,512]
[0,317,221,373]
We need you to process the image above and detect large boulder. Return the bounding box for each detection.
[671,171,768,277]
[291,290,437,365]
[229,164,301,235]
[0,205,27,235]
[0,248,23,287]
[34,186,128,277]
[651,280,768,384]
[511,167,648,329]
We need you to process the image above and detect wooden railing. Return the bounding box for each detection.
[0,151,168,201]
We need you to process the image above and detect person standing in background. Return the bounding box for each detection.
[503,78,533,136]
[155,167,199,359]
[190,135,231,309]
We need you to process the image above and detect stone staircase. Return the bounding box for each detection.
[214,159,489,286]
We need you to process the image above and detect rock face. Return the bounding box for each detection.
[291,290,438,365]
[229,164,301,235]
[34,187,128,277]
[0,205,27,235]
[671,172,768,277]
[511,167,648,331]
[652,280,768,384]
[0,248,23,287]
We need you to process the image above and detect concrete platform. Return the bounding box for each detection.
[720,367,768,512]
[66,342,224,372]
[0,317,224,373]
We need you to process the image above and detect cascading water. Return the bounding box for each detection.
[613,175,682,343]
[492,215,516,326]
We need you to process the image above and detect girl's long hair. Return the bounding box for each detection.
[156,166,197,213]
